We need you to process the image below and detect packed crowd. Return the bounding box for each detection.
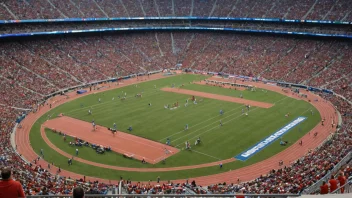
[1,0,352,22]
[0,33,351,108]
[123,180,194,194]
[0,32,351,195]
[120,178,214,195]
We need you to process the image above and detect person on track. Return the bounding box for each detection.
[92,120,96,131]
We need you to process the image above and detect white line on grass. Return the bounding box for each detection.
[158,105,246,141]
[66,89,161,115]
[161,95,290,142]
[300,108,311,116]
[173,96,291,147]
[173,107,260,146]
[191,150,222,160]
[65,73,177,114]
[96,91,250,136]
[93,92,209,123]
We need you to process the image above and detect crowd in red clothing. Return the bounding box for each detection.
[1,0,352,22]
[0,31,351,196]
[320,167,351,194]
[0,33,351,110]
[123,181,191,194]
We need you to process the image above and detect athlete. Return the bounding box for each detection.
[92,121,96,131]
[195,137,201,145]
[164,148,170,154]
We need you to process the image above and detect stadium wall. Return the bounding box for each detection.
[1,17,350,25]
[1,27,351,39]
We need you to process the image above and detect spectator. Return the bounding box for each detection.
[329,175,338,193]
[337,172,347,193]
[320,181,329,194]
[73,186,84,198]
[0,167,25,198]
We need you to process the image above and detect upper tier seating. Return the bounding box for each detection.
[0,0,351,22]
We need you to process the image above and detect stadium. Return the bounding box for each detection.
[0,1,351,197]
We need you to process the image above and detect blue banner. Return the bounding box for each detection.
[322,89,333,94]
[235,116,307,161]
[77,90,87,94]
[308,87,322,92]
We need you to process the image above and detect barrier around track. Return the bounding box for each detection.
[10,123,18,151]
[118,180,122,195]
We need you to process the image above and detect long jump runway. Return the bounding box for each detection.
[43,116,179,164]
[161,87,273,108]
